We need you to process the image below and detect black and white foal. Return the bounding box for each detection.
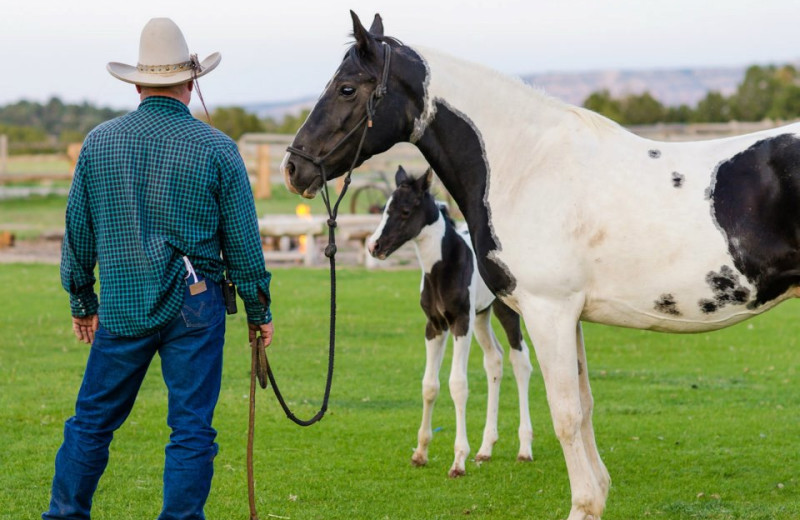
[367,166,534,477]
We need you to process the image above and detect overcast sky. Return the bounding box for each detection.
[1,0,798,111]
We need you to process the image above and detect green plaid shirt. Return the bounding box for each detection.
[61,96,272,337]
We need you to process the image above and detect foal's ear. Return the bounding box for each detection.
[417,167,434,192]
[369,14,384,37]
[395,165,410,186]
[351,10,379,59]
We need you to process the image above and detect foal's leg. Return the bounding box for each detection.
[520,294,606,520]
[448,325,473,478]
[493,299,534,461]
[471,309,504,462]
[576,323,610,495]
[412,331,449,467]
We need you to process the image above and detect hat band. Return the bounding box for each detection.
[136,60,193,74]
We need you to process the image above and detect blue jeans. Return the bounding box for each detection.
[43,280,226,520]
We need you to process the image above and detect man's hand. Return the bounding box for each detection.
[249,321,274,347]
[72,315,99,345]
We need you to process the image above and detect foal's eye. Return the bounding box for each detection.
[400,209,412,219]
[339,85,357,98]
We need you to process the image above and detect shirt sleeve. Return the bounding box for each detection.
[60,142,99,317]
[217,141,273,324]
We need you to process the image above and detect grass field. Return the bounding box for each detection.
[1,263,799,519]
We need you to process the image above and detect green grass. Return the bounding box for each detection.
[1,264,799,519]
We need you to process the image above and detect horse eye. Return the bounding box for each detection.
[400,209,412,219]
[339,85,356,98]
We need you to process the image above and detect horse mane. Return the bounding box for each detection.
[414,45,626,138]
[436,201,456,228]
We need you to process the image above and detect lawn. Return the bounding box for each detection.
[1,263,799,520]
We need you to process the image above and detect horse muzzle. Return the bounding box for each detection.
[282,152,323,199]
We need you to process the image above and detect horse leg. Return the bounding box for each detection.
[412,331,449,467]
[448,327,472,477]
[472,309,504,462]
[521,294,606,520]
[576,322,610,495]
[493,299,534,461]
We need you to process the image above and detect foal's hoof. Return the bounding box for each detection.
[448,467,466,478]
[474,453,492,463]
[516,453,533,462]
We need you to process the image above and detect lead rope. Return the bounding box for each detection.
[247,43,391,519]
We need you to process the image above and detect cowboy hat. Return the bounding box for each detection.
[107,18,221,87]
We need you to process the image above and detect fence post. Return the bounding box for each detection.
[255,144,272,199]
[0,134,7,177]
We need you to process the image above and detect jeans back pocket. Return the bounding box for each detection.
[181,280,222,328]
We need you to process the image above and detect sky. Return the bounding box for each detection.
[1,0,799,111]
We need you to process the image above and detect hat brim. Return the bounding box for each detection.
[107,52,221,86]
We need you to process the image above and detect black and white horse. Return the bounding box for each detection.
[282,12,800,519]
[366,165,533,477]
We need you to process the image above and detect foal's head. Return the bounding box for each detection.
[282,11,427,198]
[367,166,440,260]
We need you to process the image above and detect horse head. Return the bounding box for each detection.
[367,166,438,260]
[282,11,427,198]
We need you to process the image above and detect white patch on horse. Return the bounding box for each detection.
[409,54,433,144]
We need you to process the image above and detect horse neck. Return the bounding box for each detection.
[411,47,569,228]
[412,209,447,272]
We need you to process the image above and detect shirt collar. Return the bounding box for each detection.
[137,96,191,115]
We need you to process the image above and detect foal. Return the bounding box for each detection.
[367,166,534,477]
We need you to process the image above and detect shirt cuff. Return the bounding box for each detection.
[70,287,99,317]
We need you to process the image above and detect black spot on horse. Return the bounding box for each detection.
[671,172,684,188]
[417,100,516,296]
[654,293,682,316]
[697,265,751,314]
[648,149,661,159]
[709,134,800,306]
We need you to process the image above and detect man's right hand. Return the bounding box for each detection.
[249,321,274,347]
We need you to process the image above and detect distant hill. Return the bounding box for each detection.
[521,66,746,107]
[246,62,800,118]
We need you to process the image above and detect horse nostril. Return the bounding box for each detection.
[287,161,296,177]
[368,239,378,255]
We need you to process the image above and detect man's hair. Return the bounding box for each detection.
[139,81,192,97]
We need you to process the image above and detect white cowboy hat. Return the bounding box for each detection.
[107,18,221,87]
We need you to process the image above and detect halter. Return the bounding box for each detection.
[257,42,392,428]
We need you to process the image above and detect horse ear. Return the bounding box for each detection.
[350,10,378,58]
[417,167,434,192]
[395,165,410,186]
[369,14,384,37]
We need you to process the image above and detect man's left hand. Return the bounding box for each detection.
[72,315,99,345]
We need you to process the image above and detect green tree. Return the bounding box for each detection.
[209,106,264,140]
[692,91,731,123]
[620,92,665,125]
[730,65,779,121]
[583,90,624,123]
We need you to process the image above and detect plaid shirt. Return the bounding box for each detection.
[61,96,272,337]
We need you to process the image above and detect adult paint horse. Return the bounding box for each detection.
[282,12,800,520]
[367,165,534,477]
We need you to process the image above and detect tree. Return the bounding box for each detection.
[692,91,731,123]
[620,92,665,125]
[208,106,264,140]
[583,90,624,123]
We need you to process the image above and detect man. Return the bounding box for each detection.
[44,18,273,520]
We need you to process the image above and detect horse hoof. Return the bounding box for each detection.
[516,454,533,462]
[448,467,466,478]
[410,454,428,467]
[475,453,491,462]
